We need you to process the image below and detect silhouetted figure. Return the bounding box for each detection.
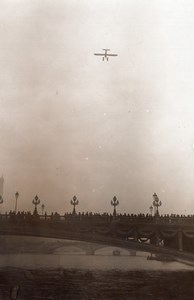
[10,285,20,299]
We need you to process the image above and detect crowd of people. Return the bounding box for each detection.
[0,210,194,224]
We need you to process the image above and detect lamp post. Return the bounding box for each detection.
[152,193,162,216]
[15,192,19,213]
[149,205,153,216]
[32,195,40,215]
[70,195,79,215]
[111,196,119,218]
[41,204,45,216]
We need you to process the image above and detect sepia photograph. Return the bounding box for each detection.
[0,0,194,299]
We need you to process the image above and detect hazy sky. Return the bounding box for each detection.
[1,0,194,215]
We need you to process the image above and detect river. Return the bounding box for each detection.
[0,252,193,271]
[0,252,194,299]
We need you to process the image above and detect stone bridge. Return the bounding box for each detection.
[1,214,194,261]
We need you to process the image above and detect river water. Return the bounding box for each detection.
[0,253,194,299]
[0,253,193,271]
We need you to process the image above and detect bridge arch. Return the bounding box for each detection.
[95,246,133,256]
[0,230,188,262]
[0,219,194,262]
[41,242,136,256]
[53,245,85,255]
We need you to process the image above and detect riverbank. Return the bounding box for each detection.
[1,268,194,300]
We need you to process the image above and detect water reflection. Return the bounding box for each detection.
[0,248,194,299]
[0,252,193,271]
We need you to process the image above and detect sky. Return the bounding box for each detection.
[1,0,194,215]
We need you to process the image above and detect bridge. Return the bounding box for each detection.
[1,212,194,262]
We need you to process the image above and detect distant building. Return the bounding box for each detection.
[0,176,4,197]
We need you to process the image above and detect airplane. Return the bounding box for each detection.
[94,49,118,61]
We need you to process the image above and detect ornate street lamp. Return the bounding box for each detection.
[149,205,153,216]
[111,196,119,218]
[15,192,19,213]
[70,195,79,215]
[41,204,45,216]
[32,195,40,215]
[152,193,162,216]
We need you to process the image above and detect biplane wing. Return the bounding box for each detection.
[107,54,118,56]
